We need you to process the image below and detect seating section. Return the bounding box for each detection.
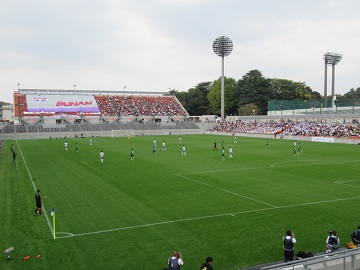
[209,119,360,139]
[94,95,188,117]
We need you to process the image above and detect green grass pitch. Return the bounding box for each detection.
[0,135,359,269]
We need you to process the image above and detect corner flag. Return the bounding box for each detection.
[51,206,56,239]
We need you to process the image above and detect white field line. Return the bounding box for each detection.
[174,173,278,208]
[271,160,360,168]
[17,149,358,240]
[334,179,360,189]
[16,141,54,238]
[177,160,360,174]
[178,166,270,175]
[56,195,360,240]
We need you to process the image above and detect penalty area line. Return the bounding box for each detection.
[174,173,278,208]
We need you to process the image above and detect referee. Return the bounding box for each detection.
[34,189,46,216]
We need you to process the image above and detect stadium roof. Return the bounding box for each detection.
[16,89,170,96]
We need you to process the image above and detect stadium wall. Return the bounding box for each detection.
[1,128,358,145]
[203,131,360,145]
[0,128,204,141]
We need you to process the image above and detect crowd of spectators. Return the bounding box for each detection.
[95,95,188,117]
[209,119,360,139]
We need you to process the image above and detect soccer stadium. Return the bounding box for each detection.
[1,89,360,270]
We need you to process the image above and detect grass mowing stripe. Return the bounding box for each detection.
[16,140,54,238]
[56,193,360,240]
[3,135,359,270]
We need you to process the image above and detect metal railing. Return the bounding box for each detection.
[261,248,360,270]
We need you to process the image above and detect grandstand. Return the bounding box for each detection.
[14,89,188,123]
[1,89,201,139]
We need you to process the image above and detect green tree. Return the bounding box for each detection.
[238,103,258,116]
[170,89,188,108]
[208,77,238,116]
[343,87,360,100]
[237,70,271,115]
[269,79,318,101]
[186,82,212,115]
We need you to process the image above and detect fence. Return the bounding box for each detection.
[0,129,205,141]
[268,100,360,115]
[260,248,360,270]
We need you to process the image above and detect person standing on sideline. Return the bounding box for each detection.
[64,141,68,151]
[229,147,233,158]
[213,141,218,151]
[200,257,213,270]
[34,189,46,216]
[182,145,186,155]
[13,150,17,162]
[283,230,296,262]
[234,135,237,144]
[100,150,104,163]
[168,251,184,270]
[130,148,134,160]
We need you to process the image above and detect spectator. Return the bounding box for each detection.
[283,230,296,262]
[326,230,340,253]
[351,226,360,246]
[168,251,183,270]
[200,256,214,270]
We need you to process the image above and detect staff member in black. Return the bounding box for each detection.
[34,189,46,216]
[283,230,296,262]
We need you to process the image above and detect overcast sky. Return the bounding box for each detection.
[1,0,359,103]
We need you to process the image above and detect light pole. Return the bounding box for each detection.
[323,52,342,108]
[212,36,233,121]
[73,85,76,91]
[124,86,126,96]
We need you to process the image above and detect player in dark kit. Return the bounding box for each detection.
[214,141,218,151]
[12,150,17,162]
[34,189,46,216]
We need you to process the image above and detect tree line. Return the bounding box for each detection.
[171,69,360,116]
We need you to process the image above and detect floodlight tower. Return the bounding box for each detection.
[213,36,233,121]
[323,52,343,107]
